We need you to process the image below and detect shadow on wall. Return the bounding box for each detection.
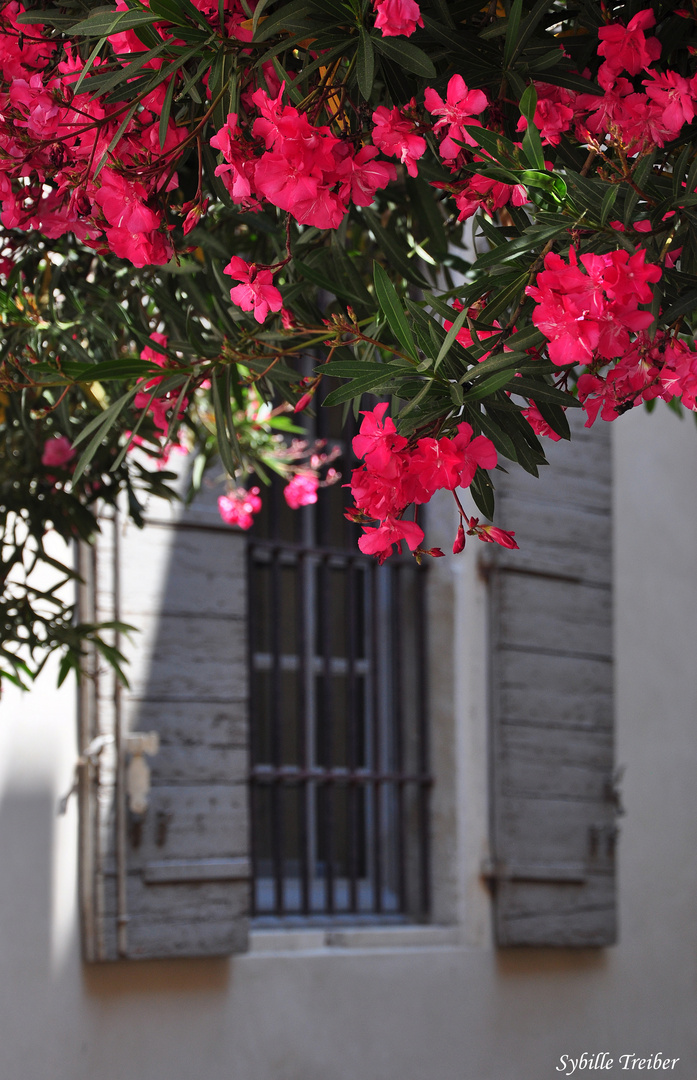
[0,784,56,1054]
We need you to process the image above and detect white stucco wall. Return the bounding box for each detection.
[1,404,697,1080]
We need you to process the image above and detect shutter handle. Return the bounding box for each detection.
[125,732,160,816]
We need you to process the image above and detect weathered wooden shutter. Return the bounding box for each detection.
[78,489,250,960]
[487,412,617,946]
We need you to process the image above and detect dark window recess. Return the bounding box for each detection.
[248,389,431,922]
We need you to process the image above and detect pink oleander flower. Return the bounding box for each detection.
[527,246,661,367]
[224,257,283,323]
[93,170,161,233]
[352,402,408,477]
[349,465,407,523]
[284,473,319,509]
[516,82,575,147]
[451,422,498,487]
[335,144,397,207]
[452,522,466,554]
[597,8,661,89]
[467,517,518,549]
[358,515,424,563]
[424,75,488,160]
[218,487,262,530]
[41,435,75,468]
[408,436,466,493]
[643,70,697,136]
[445,174,528,222]
[522,401,563,442]
[373,0,423,37]
[372,102,426,178]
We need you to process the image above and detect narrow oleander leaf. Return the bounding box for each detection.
[357,28,375,101]
[509,378,580,406]
[434,306,468,371]
[70,8,159,36]
[373,262,419,363]
[72,387,140,483]
[463,369,517,402]
[253,0,313,41]
[503,0,523,68]
[321,360,403,377]
[323,372,395,407]
[600,185,619,226]
[469,468,495,520]
[373,36,436,78]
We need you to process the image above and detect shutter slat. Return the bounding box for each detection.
[489,414,617,947]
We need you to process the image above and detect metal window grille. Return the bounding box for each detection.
[248,394,431,922]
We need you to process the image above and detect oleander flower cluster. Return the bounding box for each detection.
[347,403,512,561]
[3,0,697,568]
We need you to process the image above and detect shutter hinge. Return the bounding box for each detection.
[481,859,587,885]
[57,734,115,815]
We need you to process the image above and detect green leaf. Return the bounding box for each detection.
[81,358,162,382]
[159,66,178,149]
[295,258,370,306]
[72,387,140,483]
[470,409,517,461]
[509,0,554,65]
[519,82,537,124]
[474,222,568,271]
[478,272,529,323]
[509,378,580,406]
[522,125,546,173]
[211,372,239,477]
[434,306,468,371]
[502,325,546,353]
[373,263,419,363]
[600,185,619,227]
[70,7,159,36]
[321,360,398,378]
[252,0,273,35]
[464,126,519,168]
[373,36,436,79]
[672,143,693,198]
[362,208,429,288]
[519,169,567,200]
[661,291,697,324]
[71,36,108,95]
[150,0,211,29]
[323,372,395,407]
[503,0,523,69]
[253,1,313,41]
[534,399,571,440]
[462,369,516,403]
[357,28,375,101]
[92,100,140,180]
[460,349,527,384]
[469,468,495,520]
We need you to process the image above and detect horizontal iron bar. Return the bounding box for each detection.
[250,766,433,785]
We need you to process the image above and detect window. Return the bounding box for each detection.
[248,395,431,921]
[78,403,616,959]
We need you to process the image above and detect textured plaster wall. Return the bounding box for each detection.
[1,405,697,1080]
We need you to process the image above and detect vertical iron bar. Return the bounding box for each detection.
[370,560,383,914]
[416,563,431,917]
[319,554,335,914]
[297,551,310,915]
[112,512,129,958]
[346,557,358,913]
[247,545,257,916]
[392,561,406,913]
[270,546,283,914]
